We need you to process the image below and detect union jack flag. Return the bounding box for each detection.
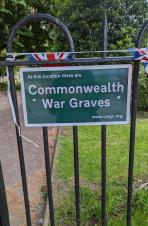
[129,48,148,74]
[27,52,72,67]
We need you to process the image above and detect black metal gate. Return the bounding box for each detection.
[0,13,148,226]
[0,162,10,226]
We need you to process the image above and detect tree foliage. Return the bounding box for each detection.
[53,0,147,51]
[0,0,147,53]
[0,0,55,54]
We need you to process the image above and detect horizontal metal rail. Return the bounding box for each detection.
[0,57,134,67]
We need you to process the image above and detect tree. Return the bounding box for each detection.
[0,0,55,55]
[52,0,148,51]
[0,0,147,54]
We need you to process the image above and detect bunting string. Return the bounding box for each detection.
[26,48,148,73]
[6,48,148,72]
[6,48,148,56]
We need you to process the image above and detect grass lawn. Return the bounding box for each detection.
[52,116,148,226]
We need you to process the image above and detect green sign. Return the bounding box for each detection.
[20,65,132,127]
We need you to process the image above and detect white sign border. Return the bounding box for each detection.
[20,64,132,127]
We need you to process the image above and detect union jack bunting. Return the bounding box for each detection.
[129,48,148,74]
[27,52,72,67]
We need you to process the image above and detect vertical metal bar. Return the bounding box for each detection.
[0,217,2,226]
[73,126,80,226]
[101,12,108,226]
[42,127,55,226]
[8,66,32,226]
[101,126,107,226]
[0,162,10,226]
[127,61,140,226]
